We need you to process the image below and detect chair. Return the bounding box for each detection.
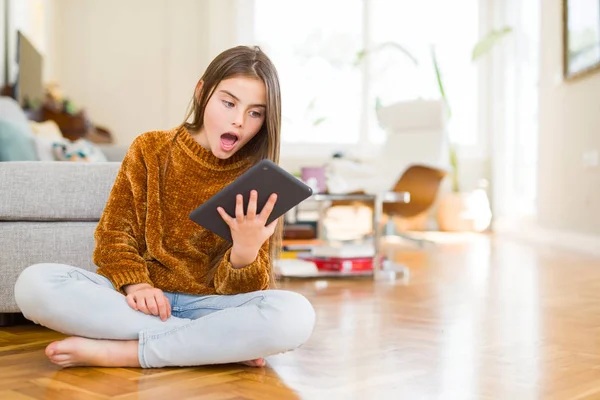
[372,99,449,194]
[382,164,448,245]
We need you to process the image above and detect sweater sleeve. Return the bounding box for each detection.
[93,137,153,294]
[213,240,271,294]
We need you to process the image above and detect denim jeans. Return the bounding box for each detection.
[14,263,316,368]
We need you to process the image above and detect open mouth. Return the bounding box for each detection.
[220,133,239,152]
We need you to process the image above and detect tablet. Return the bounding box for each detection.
[189,159,314,242]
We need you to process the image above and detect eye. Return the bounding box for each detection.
[250,110,262,118]
[222,100,234,108]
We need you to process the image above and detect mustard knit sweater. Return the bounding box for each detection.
[93,126,270,295]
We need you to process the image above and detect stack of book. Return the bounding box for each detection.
[280,239,322,259]
[274,258,319,277]
[276,240,379,277]
[299,243,376,273]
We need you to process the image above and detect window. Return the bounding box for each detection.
[254,0,363,145]
[253,0,480,148]
[368,0,480,146]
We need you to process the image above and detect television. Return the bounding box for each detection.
[15,31,44,108]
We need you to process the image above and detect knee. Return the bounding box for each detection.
[261,291,316,351]
[14,263,67,319]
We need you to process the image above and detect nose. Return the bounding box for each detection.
[232,110,244,128]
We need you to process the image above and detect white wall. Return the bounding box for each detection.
[1,0,52,85]
[50,0,217,144]
[48,0,258,145]
[537,0,600,236]
[493,0,600,255]
[0,0,5,87]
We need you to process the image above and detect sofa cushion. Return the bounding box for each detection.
[0,118,39,161]
[0,97,40,162]
[0,161,121,221]
[0,221,98,312]
[29,120,63,140]
[0,96,31,132]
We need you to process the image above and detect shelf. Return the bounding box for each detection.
[277,270,373,279]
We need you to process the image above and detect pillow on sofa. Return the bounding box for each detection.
[33,136,60,161]
[0,118,39,161]
[30,120,65,161]
[0,96,32,132]
[29,120,64,140]
[52,138,108,162]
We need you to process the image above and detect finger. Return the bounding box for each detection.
[136,296,150,315]
[164,295,171,319]
[259,193,278,221]
[155,293,168,321]
[217,207,233,225]
[235,194,244,222]
[147,297,159,316]
[156,293,169,321]
[126,295,138,310]
[247,190,258,219]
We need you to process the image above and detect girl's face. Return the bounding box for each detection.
[196,76,267,159]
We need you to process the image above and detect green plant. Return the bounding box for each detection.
[432,27,512,192]
[430,45,459,191]
[471,27,513,62]
[356,26,513,193]
[282,96,328,129]
[305,97,328,127]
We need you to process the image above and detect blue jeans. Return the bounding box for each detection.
[14,263,316,368]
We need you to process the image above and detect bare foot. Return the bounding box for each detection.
[46,337,265,368]
[239,358,265,367]
[45,336,140,368]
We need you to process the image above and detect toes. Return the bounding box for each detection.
[49,357,67,367]
[54,360,72,368]
[242,358,265,367]
[45,342,59,357]
[51,354,70,363]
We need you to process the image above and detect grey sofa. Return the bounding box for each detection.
[0,95,133,324]
[0,161,121,325]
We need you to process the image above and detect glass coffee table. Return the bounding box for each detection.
[282,191,411,282]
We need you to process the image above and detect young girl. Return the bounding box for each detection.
[13,45,316,369]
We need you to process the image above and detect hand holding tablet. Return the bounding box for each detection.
[216,190,278,252]
[189,159,314,242]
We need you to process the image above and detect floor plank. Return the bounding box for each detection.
[2,234,600,399]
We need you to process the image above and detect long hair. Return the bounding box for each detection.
[182,45,282,288]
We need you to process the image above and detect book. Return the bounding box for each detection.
[310,243,374,258]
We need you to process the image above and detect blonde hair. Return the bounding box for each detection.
[181,45,283,288]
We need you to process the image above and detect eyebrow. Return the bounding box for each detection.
[219,90,266,108]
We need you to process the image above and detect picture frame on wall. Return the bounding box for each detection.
[563,0,600,79]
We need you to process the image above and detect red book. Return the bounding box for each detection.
[300,256,374,272]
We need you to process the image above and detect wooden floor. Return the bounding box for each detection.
[2,234,600,400]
